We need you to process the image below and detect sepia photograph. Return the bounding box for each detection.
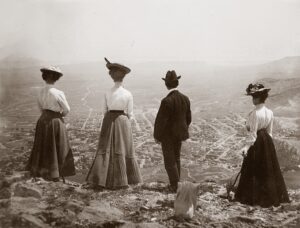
[0,0,299,227]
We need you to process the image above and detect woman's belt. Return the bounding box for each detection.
[42,109,61,114]
[109,110,125,114]
[257,128,267,134]
[42,109,63,118]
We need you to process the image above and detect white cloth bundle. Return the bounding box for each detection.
[174,181,200,219]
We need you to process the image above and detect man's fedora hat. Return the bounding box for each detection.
[40,66,63,77]
[104,57,131,74]
[246,83,270,96]
[162,70,181,82]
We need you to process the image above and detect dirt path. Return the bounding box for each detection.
[214,118,236,132]
[81,85,94,130]
[205,133,236,157]
[225,116,244,127]
[141,112,154,131]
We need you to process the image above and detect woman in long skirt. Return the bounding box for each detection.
[86,58,142,189]
[235,83,289,207]
[26,66,75,181]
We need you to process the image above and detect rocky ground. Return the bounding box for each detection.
[1,171,300,228]
[1,78,300,227]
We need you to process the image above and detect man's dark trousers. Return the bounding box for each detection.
[161,137,182,188]
[154,90,191,190]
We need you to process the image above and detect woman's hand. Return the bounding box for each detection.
[245,121,250,131]
[241,145,249,157]
[155,139,161,144]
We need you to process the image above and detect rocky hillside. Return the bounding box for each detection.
[1,172,300,228]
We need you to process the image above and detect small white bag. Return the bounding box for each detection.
[174,181,200,219]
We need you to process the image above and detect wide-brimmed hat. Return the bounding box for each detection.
[162,70,181,82]
[40,66,63,77]
[246,83,270,96]
[104,57,131,74]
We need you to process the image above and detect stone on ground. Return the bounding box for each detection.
[14,183,42,198]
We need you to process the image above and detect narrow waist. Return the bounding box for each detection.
[257,128,267,134]
[109,110,125,114]
[41,109,63,118]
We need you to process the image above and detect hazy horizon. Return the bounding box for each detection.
[1,0,300,66]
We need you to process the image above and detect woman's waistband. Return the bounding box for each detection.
[41,109,63,118]
[257,128,267,134]
[108,110,125,114]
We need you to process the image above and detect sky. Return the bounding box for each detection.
[0,0,300,65]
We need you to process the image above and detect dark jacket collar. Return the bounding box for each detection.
[167,89,179,97]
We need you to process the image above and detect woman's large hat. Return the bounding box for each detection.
[104,58,131,74]
[40,66,63,77]
[246,83,270,96]
[162,70,181,82]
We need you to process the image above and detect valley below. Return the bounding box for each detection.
[0,57,300,227]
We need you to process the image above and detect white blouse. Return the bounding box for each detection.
[246,104,273,144]
[103,84,134,119]
[37,85,70,116]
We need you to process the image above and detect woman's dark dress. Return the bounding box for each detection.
[235,129,290,207]
[26,110,75,179]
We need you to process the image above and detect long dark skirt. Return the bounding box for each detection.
[235,129,289,207]
[86,111,142,188]
[26,110,75,179]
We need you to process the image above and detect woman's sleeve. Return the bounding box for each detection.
[37,89,42,112]
[266,111,274,137]
[245,111,258,145]
[37,98,42,112]
[57,92,71,116]
[127,93,134,120]
[102,93,108,115]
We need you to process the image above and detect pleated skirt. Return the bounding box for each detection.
[86,111,142,188]
[235,129,290,207]
[26,110,75,179]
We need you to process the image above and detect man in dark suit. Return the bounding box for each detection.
[154,70,191,192]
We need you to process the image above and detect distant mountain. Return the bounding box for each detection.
[1,55,299,90]
[257,56,300,79]
[254,57,300,110]
[254,77,300,120]
[0,55,45,69]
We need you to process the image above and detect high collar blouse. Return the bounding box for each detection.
[37,84,70,116]
[103,84,134,119]
[246,103,273,144]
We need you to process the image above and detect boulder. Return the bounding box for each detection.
[198,182,215,193]
[64,200,85,214]
[99,221,166,228]
[0,187,11,199]
[293,192,300,201]
[14,183,42,199]
[78,200,123,223]
[0,199,10,208]
[20,214,51,228]
[10,197,47,214]
[282,202,300,211]
[3,171,30,186]
[0,180,10,189]
[135,222,166,228]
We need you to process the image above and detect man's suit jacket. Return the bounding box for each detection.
[154,90,191,142]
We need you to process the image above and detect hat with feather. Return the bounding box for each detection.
[104,57,131,74]
[246,83,270,96]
